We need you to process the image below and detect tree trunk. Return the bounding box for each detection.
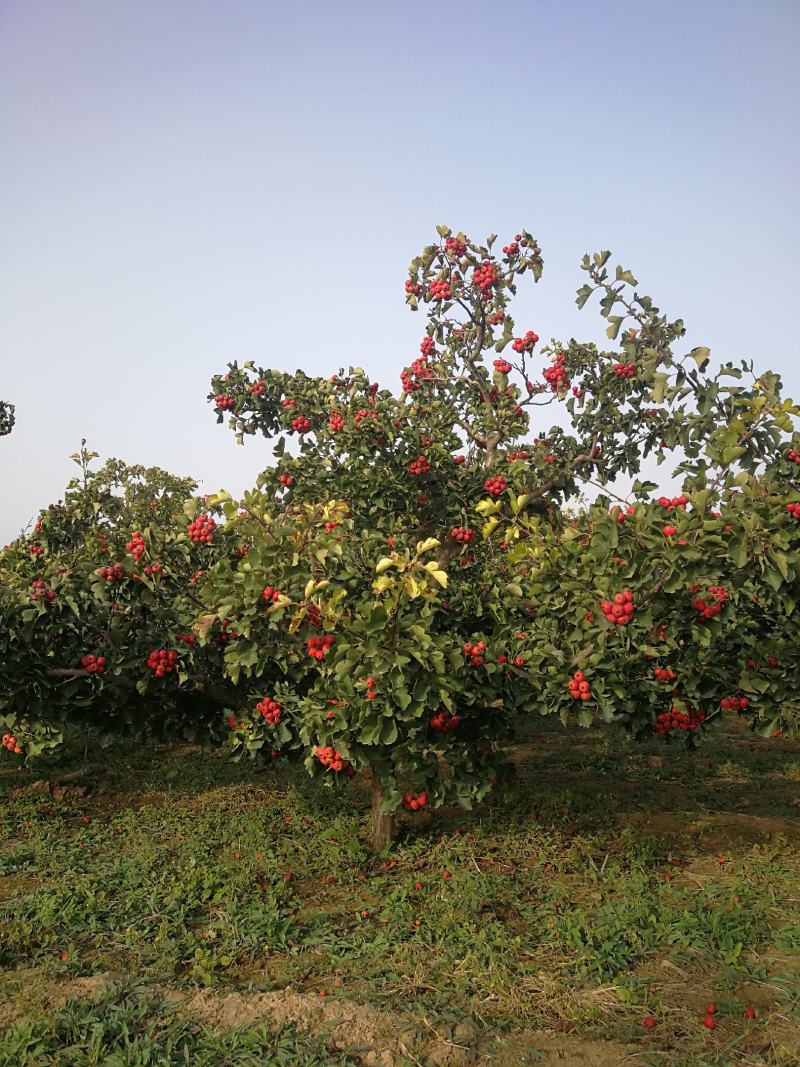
[369,773,395,853]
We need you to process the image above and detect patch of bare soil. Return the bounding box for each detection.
[490,1031,637,1066]
[0,968,119,1029]
[48,972,119,1009]
[177,986,635,1067]
[618,810,800,845]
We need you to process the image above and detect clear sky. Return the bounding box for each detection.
[1,0,799,543]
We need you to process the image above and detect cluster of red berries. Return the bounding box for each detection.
[215,619,238,644]
[654,704,705,736]
[451,526,476,544]
[409,456,430,476]
[493,358,513,374]
[324,520,339,533]
[453,454,466,465]
[611,505,636,523]
[176,632,197,645]
[214,394,234,410]
[663,525,678,536]
[2,732,22,754]
[99,563,126,582]
[188,515,216,544]
[281,398,297,409]
[402,791,428,811]
[601,590,635,625]
[420,336,436,356]
[444,236,467,258]
[30,544,44,556]
[279,474,294,487]
[786,502,800,520]
[511,330,539,354]
[430,709,461,733]
[506,450,529,462]
[81,654,106,674]
[653,667,676,682]
[543,353,570,392]
[307,634,334,660]
[658,495,689,510]
[692,585,729,619]
[404,356,435,393]
[405,279,422,297]
[189,569,205,585]
[473,261,498,293]
[429,279,452,300]
[315,746,355,775]
[354,407,377,427]
[30,578,56,602]
[484,474,506,496]
[307,604,322,627]
[612,362,636,378]
[248,380,265,395]
[786,448,800,464]
[262,585,282,603]
[568,670,592,700]
[362,675,378,700]
[329,410,345,432]
[142,564,162,577]
[256,696,282,724]
[127,531,145,559]
[463,640,486,666]
[147,649,178,677]
[290,415,310,433]
[720,695,750,711]
[502,236,521,255]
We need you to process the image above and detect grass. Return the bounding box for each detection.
[1,717,799,1065]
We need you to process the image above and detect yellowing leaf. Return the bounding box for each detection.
[404,575,421,598]
[375,557,394,574]
[476,498,501,516]
[416,537,440,554]
[482,517,500,538]
[428,569,448,587]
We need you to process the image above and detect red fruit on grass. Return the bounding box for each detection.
[706,1003,716,1014]
[744,1006,756,1019]
[703,1015,716,1029]
[643,1015,656,1029]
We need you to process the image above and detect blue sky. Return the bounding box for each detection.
[1,0,799,542]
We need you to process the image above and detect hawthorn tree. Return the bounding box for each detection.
[2,227,798,855]
[203,226,799,850]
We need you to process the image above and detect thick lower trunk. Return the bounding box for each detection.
[369,773,395,853]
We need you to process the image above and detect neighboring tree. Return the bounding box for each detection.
[0,444,243,757]
[0,400,15,437]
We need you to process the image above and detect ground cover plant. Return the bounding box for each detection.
[1,717,798,1065]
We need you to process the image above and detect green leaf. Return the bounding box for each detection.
[606,316,624,340]
[615,266,638,287]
